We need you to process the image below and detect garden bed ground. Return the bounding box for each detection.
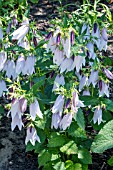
[0,0,113,170]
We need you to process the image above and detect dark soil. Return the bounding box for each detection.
[0,0,113,170]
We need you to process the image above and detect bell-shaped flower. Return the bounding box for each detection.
[62,37,71,58]
[51,112,62,129]
[82,90,90,96]
[11,19,29,43]
[22,56,35,75]
[6,23,11,34]
[0,27,3,39]
[4,60,17,79]
[92,23,100,49]
[30,99,43,120]
[52,74,65,91]
[88,70,98,87]
[72,55,85,72]
[99,81,109,97]
[15,55,25,75]
[81,24,90,40]
[79,75,88,91]
[0,51,7,71]
[60,58,73,73]
[60,113,72,130]
[0,80,7,97]
[25,127,40,146]
[53,48,64,66]
[99,28,108,51]
[12,16,18,26]
[17,37,30,50]
[52,95,64,115]
[93,106,102,125]
[104,68,113,79]
[11,112,24,131]
[87,42,96,60]
[19,97,27,113]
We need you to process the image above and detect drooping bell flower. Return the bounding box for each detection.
[11,18,29,43]
[99,28,108,51]
[104,68,113,79]
[60,113,72,130]
[51,112,62,129]
[86,42,96,60]
[79,75,88,92]
[52,74,65,91]
[12,16,18,26]
[25,127,40,145]
[11,112,24,131]
[70,31,75,45]
[72,55,85,72]
[60,58,73,73]
[0,27,3,39]
[22,56,35,75]
[62,37,71,58]
[82,90,90,96]
[17,37,30,50]
[81,23,90,40]
[0,80,7,97]
[15,55,25,75]
[52,95,64,115]
[99,80,109,97]
[0,51,7,71]
[19,97,27,113]
[53,48,64,66]
[88,70,98,87]
[30,99,43,120]
[56,33,61,45]
[92,23,100,49]
[93,105,102,125]
[4,60,17,79]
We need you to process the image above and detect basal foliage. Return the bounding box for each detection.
[0,0,113,169]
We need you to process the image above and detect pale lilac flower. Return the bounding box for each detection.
[60,113,72,130]
[15,55,25,75]
[99,81,109,97]
[22,56,35,75]
[19,98,27,113]
[11,112,24,131]
[4,60,17,79]
[92,23,100,49]
[99,28,108,51]
[88,70,98,87]
[52,95,64,115]
[79,75,88,91]
[0,80,7,97]
[93,106,102,125]
[72,55,85,72]
[51,112,62,129]
[12,16,18,26]
[11,19,29,43]
[53,48,64,66]
[104,68,113,79]
[60,58,73,73]
[87,42,96,60]
[17,38,30,50]
[0,27,3,39]
[62,37,71,58]
[6,23,11,34]
[81,24,90,40]
[52,74,65,91]
[0,52,7,71]
[25,127,40,145]
[75,71,82,80]
[82,90,90,96]
[30,99,43,120]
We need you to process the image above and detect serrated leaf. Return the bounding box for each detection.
[53,162,66,170]
[68,122,87,139]
[48,132,66,147]
[38,150,51,167]
[60,140,78,155]
[78,149,92,164]
[91,120,113,153]
[74,109,85,130]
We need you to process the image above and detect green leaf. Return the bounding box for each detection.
[68,122,87,139]
[107,156,113,166]
[91,120,113,153]
[101,98,113,112]
[34,118,46,130]
[60,140,78,155]
[30,0,39,3]
[65,160,73,169]
[80,96,98,106]
[38,150,51,167]
[48,132,66,147]
[43,163,54,170]
[78,149,92,164]
[74,109,85,130]
[53,162,66,170]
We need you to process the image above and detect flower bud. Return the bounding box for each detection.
[56,33,61,45]
[93,23,98,33]
[70,31,75,45]
[19,98,27,113]
[99,80,102,91]
[33,36,38,47]
[45,31,53,40]
[65,98,71,109]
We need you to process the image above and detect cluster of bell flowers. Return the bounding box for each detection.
[51,91,84,130]
[8,97,43,145]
